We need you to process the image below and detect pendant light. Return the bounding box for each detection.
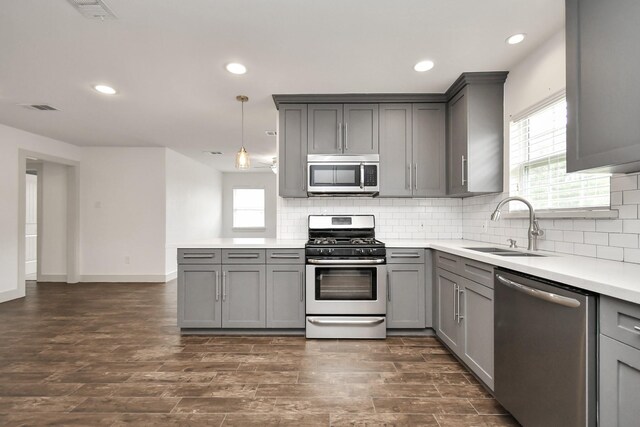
[235,95,250,169]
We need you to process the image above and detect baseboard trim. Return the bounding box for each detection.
[38,274,67,283]
[80,274,170,283]
[165,271,177,281]
[0,288,25,304]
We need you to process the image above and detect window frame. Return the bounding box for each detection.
[231,187,266,231]
[506,91,612,217]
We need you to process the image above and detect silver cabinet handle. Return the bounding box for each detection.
[227,254,259,259]
[387,271,391,302]
[457,289,464,323]
[307,258,385,265]
[390,253,420,258]
[634,326,640,333]
[496,274,581,308]
[414,163,418,190]
[360,163,365,189]
[300,272,304,302]
[344,122,348,151]
[215,271,220,301]
[406,165,410,190]
[307,317,385,326]
[408,164,413,190]
[183,253,213,259]
[461,155,467,186]
[453,283,458,321]
[222,271,227,301]
[337,123,342,150]
[270,254,300,259]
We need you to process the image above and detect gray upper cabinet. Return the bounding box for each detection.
[343,104,379,154]
[266,264,305,328]
[308,104,378,155]
[446,74,507,197]
[279,104,308,197]
[566,0,640,173]
[379,104,446,197]
[178,264,221,328]
[308,104,343,154]
[222,265,266,328]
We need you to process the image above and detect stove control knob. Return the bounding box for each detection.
[318,248,325,255]
[327,248,334,254]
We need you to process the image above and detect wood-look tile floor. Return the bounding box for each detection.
[0,281,519,426]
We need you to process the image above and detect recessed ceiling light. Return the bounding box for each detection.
[506,33,526,45]
[226,63,247,75]
[414,60,435,72]
[93,84,117,95]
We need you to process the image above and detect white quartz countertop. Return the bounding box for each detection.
[387,239,640,305]
[174,238,306,249]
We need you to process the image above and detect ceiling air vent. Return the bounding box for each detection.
[67,0,117,20]
[20,104,59,111]
[265,131,277,137]
[204,151,223,155]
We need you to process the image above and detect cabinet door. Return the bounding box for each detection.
[222,265,266,328]
[178,264,221,328]
[279,104,308,197]
[379,104,412,197]
[266,264,305,328]
[413,103,446,197]
[447,89,468,195]
[460,278,494,389]
[600,334,640,427]
[387,264,426,329]
[436,269,462,353]
[343,104,378,154]
[566,0,640,173]
[308,104,343,154]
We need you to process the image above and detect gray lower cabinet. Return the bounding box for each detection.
[178,264,222,328]
[599,334,640,427]
[566,0,640,173]
[278,104,307,197]
[266,264,305,328]
[435,252,494,390]
[222,265,266,328]
[379,104,445,197]
[386,264,426,328]
[447,74,507,197]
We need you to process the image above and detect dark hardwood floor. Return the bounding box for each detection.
[0,281,518,426]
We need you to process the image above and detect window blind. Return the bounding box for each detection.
[509,97,610,211]
[232,188,265,228]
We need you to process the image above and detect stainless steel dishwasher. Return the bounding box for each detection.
[494,269,596,427]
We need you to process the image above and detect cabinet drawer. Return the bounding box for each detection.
[461,258,494,289]
[178,249,221,264]
[267,249,305,264]
[601,296,640,351]
[387,248,425,264]
[222,249,266,264]
[435,251,461,274]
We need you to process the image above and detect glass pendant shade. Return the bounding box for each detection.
[235,146,250,169]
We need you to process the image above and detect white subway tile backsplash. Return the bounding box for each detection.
[611,174,638,192]
[597,245,624,261]
[595,220,623,233]
[623,189,640,204]
[609,233,639,248]
[563,231,584,243]
[611,191,623,206]
[584,232,609,246]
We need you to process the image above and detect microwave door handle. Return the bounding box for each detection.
[360,163,365,189]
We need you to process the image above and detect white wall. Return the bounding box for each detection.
[0,123,81,303]
[462,29,640,264]
[165,149,222,276]
[80,147,167,281]
[39,162,68,280]
[223,172,277,238]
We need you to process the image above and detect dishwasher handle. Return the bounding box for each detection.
[496,274,581,308]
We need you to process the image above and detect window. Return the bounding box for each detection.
[232,188,265,228]
[509,95,610,211]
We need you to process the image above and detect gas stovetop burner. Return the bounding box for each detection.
[312,238,338,245]
[350,238,376,245]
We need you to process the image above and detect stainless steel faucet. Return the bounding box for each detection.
[490,196,544,251]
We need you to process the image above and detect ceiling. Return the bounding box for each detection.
[0,0,564,172]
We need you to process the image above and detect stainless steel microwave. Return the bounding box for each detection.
[307,154,379,196]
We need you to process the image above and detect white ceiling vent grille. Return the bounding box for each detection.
[67,0,117,20]
[265,131,277,137]
[20,104,59,111]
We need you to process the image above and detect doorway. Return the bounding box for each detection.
[25,170,38,280]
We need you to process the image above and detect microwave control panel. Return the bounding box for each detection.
[364,165,378,186]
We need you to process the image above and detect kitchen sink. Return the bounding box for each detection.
[464,247,546,257]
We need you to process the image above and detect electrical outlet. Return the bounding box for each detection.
[124,256,130,265]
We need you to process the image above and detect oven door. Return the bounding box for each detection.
[305,262,387,315]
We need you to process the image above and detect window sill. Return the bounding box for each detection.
[232,227,267,231]
[502,209,619,220]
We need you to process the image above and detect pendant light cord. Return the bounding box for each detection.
[241,99,244,149]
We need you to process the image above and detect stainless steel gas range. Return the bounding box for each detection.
[305,215,387,339]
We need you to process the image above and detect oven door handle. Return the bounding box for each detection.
[307,317,385,326]
[306,258,385,265]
